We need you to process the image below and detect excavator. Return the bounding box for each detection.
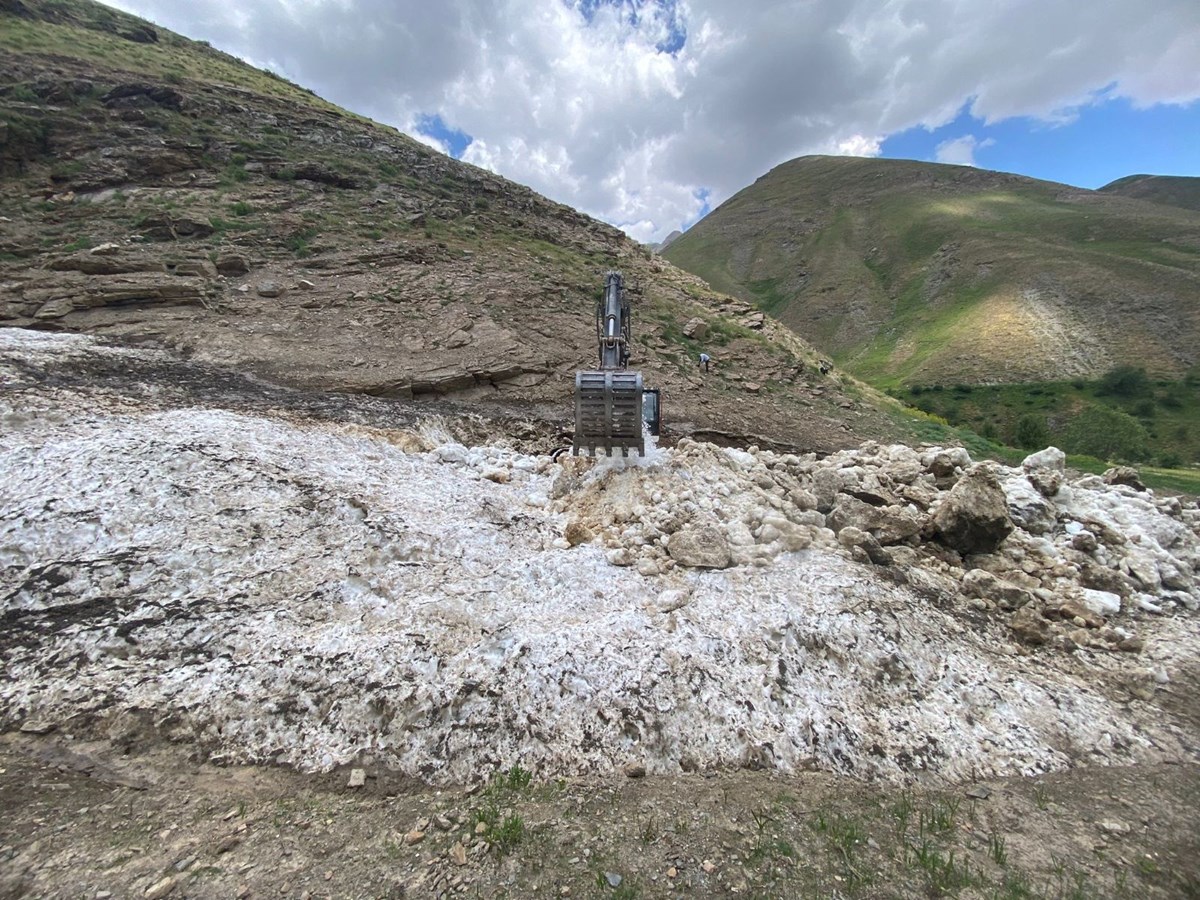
[572,272,660,456]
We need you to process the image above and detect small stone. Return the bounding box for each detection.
[1099,820,1131,835]
[256,280,285,298]
[434,816,454,831]
[1118,637,1145,653]
[702,860,716,873]
[235,887,249,900]
[966,785,991,800]
[604,873,622,888]
[451,842,468,866]
[347,768,366,788]
[215,836,240,855]
[144,876,176,899]
[667,867,677,878]
[1010,605,1049,645]
[403,830,425,845]
[623,763,646,778]
[475,821,488,835]
[564,521,593,546]
[605,548,633,567]
[636,557,660,577]
[297,279,315,290]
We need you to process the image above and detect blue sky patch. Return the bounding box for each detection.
[416,113,473,158]
[881,99,1200,189]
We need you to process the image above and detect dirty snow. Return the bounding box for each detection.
[2,330,1198,784]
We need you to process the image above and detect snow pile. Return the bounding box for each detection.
[2,330,1198,784]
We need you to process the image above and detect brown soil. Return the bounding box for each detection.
[2,736,1197,899]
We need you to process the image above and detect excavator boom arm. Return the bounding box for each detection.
[573,272,646,456]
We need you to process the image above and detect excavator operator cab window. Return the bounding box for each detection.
[642,388,661,436]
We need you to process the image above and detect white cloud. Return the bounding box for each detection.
[98,0,1200,241]
[934,134,996,167]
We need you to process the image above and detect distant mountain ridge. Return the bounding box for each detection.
[663,155,1200,388]
[1100,174,1200,214]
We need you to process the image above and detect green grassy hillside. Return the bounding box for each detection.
[663,156,1200,390]
[1100,174,1200,213]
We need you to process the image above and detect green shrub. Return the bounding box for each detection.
[1063,405,1150,462]
[1014,414,1049,449]
[1098,365,1150,397]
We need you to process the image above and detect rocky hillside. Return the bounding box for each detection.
[1101,173,1200,214]
[662,156,1200,389]
[0,0,908,455]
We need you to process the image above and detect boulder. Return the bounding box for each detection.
[256,281,285,298]
[682,317,709,340]
[216,254,251,276]
[1003,476,1057,534]
[961,569,1033,610]
[925,447,972,478]
[932,465,1014,555]
[1022,447,1066,474]
[828,494,922,545]
[667,526,732,569]
[837,525,892,566]
[1102,466,1146,492]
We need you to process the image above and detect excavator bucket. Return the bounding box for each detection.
[572,370,644,456]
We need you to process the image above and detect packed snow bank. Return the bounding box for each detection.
[2,331,1198,784]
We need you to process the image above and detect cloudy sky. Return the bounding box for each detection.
[99,0,1200,242]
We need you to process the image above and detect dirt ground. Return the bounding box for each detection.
[1,735,1197,900]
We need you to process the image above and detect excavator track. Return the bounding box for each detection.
[572,370,644,456]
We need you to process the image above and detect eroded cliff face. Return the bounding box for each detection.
[4,331,1198,785]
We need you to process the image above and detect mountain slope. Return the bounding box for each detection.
[1100,174,1200,213]
[663,156,1200,389]
[0,0,908,455]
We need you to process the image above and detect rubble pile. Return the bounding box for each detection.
[559,440,1200,654]
[2,331,1198,785]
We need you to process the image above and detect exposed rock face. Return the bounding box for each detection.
[932,465,1014,554]
[24,272,209,319]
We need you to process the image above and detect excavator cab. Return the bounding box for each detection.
[643,388,661,437]
[572,272,657,456]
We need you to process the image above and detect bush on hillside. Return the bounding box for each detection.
[1097,365,1150,398]
[1014,413,1049,449]
[1062,405,1150,462]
